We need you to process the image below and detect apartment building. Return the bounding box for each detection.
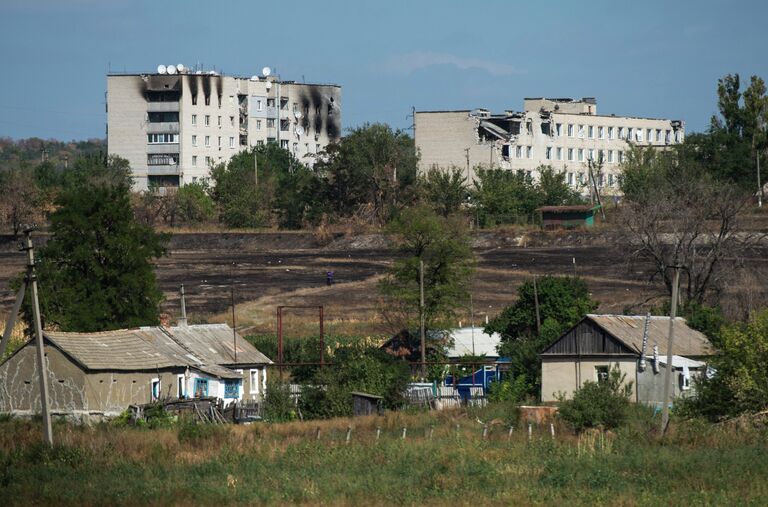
[415,98,683,194]
[107,66,341,191]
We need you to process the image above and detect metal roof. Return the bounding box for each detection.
[586,314,714,357]
[43,324,271,378]
[447,327,501,358]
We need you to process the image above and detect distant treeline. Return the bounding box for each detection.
[0,137,106,166]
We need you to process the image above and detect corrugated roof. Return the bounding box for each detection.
[447,327,501,358]
[44,324,271,377]
[587,314,713,357]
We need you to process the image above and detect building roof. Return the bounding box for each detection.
[42,324,271,379]
[586,314,714,357]
[447,327,501,358]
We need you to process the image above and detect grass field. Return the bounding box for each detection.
[1,407,766,506]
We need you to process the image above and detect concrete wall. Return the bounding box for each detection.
[636,364,700,407]
[541,357,637,402]
[242,366,267,402]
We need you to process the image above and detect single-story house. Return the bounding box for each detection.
[536,204,601,229]
[0,323,272,419]
[446,326,502,360]
[540,314,714,405]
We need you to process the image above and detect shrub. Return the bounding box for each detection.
[177,416,226,445]
[263,380,298,423]
[488,374,529,404]
[557,367,633,431]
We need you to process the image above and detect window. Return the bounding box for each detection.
[217,116,222,127]
[229,137,235,148]
[556,123,563,136]
[587,149,594,161]
[656,129,662,142]
[147,154,178,165]
[230,116,235,127]
[280,119,290,131]
[627,127,634,140]
[256,119,262,130]
[608,126,614,139]
[281,139,289,149]
[545,147,552,160]
[578,125,585,138]
[636,129,643,142]
[618,151,624,163]
[578,172,585,184]
[256,99,263,111]
[598,150,605,163]
[266,119,275,128]
[568,148,574,161]
[147,133,179,144]
[194,378,209,397]
[587,125,594,138]
[267,137,276,144]
[191,135,197,146]
[192,94,197,106]
[250,369,261,394]
[595,366,610,383]
[293,142,298,152]
[618,127,625,139]
[608,150,614,163]
[647,128,653,143]
[556,147,563,160]
[191,114,197,126]
[598,126,604,139]
[224,380,239,399]
[608,173,614,186]
[205,156,211,166]
[567,124,574,137]
[567,172,574,185]
[578,148,584,161]
[665,130,671,144]
[674,130,681,143]
[177,375,185,398]
[218,95,222,108]
[151,378,161,401]
[315,143,321,152]
[192,155,197,167]
[516,145,522,158]
[204,135,210,147]
[526,146,532,159]
[598,174,604,187]
[205,95,210,106]
[266,98,275,107]
[217,136,221,147]
[257,140,264,146]
[205,115,210,126]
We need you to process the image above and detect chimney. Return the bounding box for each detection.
[639,312,650,371]
[178,284,188,327]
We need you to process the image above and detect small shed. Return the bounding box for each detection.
[537,205,601,229]
[351,392,384,416]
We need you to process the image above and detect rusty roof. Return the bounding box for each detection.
[586,314,714,357]
[43,324,271,378]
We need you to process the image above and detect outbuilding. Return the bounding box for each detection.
[537,204,601,229]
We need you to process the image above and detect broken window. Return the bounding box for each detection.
[545,147,552,160]
[527,146,532,159]
[267,119,275,128]
[148,111,179,123]
[224,380,239,399]
[540,122,551,136]
[280,139,289,149]
[595,366,609,383]
[502,144,511,161]
[240,134,248,146]
[556,123,563,137]
[526,119,533,135]
[267,98,276,107]
[516,145,522,158]
[280,119,290,131]
[192,94,197,106]
[151,379,161,402]
[205,95,211,106]
[280,97,289,111]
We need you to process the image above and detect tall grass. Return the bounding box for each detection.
[1,408,766,505]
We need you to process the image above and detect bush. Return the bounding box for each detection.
[557,367,633,431]
[488,374,529,404]
[263,380,298,423]
[177,416,226,445]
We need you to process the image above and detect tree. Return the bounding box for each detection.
[619,145,758,305]
[0,166,44,236]
[419,166,467,217]
[557,366,633,431]
[487,276,598,397]
[30,156,167,332]
[537,165,585,207]
[172,182,215,225]
[378,205,474,332]
[471,168,540,227]
[316,123,418,224]
[678,308,768,421]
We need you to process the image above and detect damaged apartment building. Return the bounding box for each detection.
[107,65,341,191]
[415,98,684,194]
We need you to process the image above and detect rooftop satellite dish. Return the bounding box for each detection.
[157,64,167,74]
[167,65,177,75]
[294,111,303,119]
[176,64,185,73]
[262,66,271,77]
[265,81,272,90]
[296,126,305,136]
[208,70,218,75]
[250,75,259,82]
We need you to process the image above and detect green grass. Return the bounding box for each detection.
[1,409,766,506]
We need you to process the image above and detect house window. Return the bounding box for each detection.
[191,135,197,146]
[205,115,210,126]
[177,375,185,398]
[587,149,594,161]
[205,135,210,147]
[205,95,210,106]
[567,172,574,185]
[257,140,264,146]
[192,156,197,167]
[151,378,161,401]
[316,143,321,152]
[250,369,261,394]
[194,378,209,397]
[618,127,625,139]
[656,129,662,142]
[192,94,197,106]
[665,130,671,144]
[218,136,222,147]
[229,137,235,148]
[627,127,634,140]
[224,380,239,399]
[256,99,263,111]
[608,173,615,186]
[595,366,610,383]
[567,124,574,137]
[191,114,197,126]
[147,133,179,144]
[618,151,624,163]
[293,142,298,152]
[636,129,643,142]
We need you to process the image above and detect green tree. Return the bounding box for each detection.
[471,168,540,227]
[172,182,215,224]
[30,157,167,332]
[419,166,467,217]
[557,366,633,431]
[537,165,584,206]
[378,205,474,331]
[678,308,768,420]
[316,123,418,224]
[487,276,598,397]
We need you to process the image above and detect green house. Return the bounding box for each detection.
[537,205,601,229]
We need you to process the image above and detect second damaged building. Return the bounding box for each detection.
[415,98,684,195]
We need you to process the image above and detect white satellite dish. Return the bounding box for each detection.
[167,65,177,75]
[157,64,167,74]
[208,70,218,76]
[250,75,259,82]
[176,64,185,73]
[262,66,271,77]
[294,111,303,119]
[296,126,305,136]
[265,81,272,90]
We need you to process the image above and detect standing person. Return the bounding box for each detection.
[326,270,334,286]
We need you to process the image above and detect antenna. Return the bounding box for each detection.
[262,66,271,77]
[167,64,177,75]
[157,64,167,74]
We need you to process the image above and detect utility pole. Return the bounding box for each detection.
[230,263,237,363]
[660,266,681,435]
[464,148,471,183]
[758,148,763,208]
[254,149,258,188]
[419,259,426,379]
[470,292,475,356]
[179,284,188,327]
[24,230,53,445]
[532,273,541,335]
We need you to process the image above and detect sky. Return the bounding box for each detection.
[1,0,767,141]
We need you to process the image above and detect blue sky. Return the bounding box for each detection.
[1,0,766,141]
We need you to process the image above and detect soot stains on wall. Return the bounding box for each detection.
[297,86,341,141]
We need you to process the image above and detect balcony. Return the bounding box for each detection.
[265,106,277,118]
[147,165,180,176]
[147,144,179,154]
[147,101,180,113]
[147,122,180,134]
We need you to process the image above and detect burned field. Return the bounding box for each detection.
[1,231,766,335]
